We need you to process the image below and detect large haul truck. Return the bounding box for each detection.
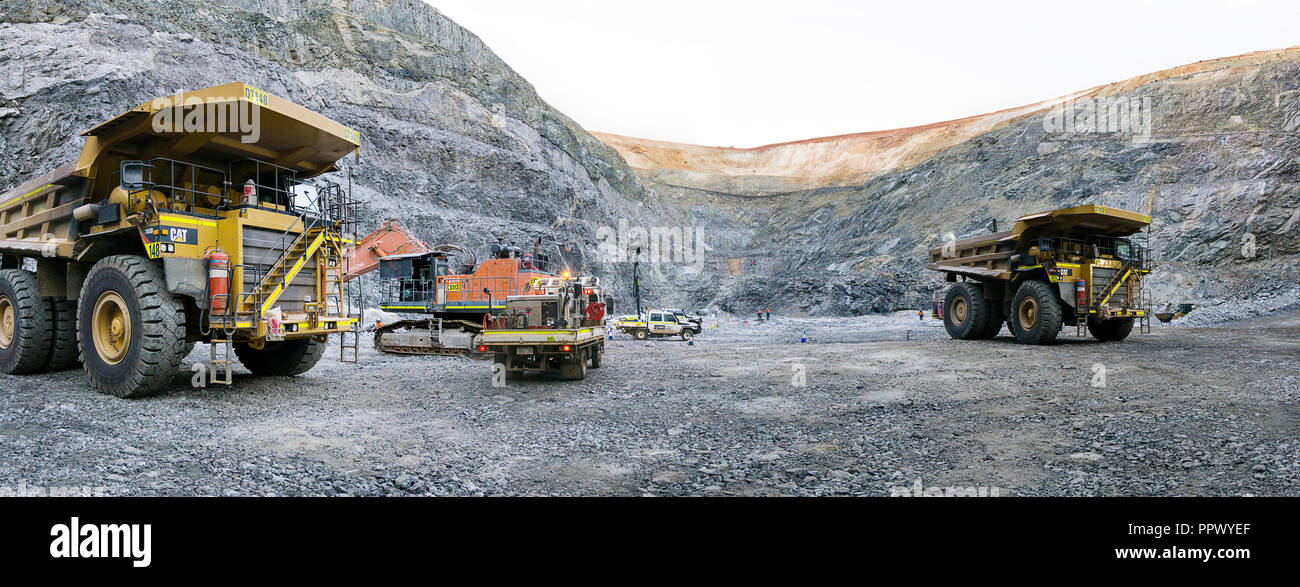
[0,83,362,397]
[927,204,1152,345]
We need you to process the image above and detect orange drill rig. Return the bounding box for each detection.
[344,219,578,356]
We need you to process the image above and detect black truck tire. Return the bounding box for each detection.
[976,296,1005,339]
[590,344,603,368]
[634,328,648,340]
[1009,280,1064,345]
[234,337,326,376]
[0,269,53,374]
[46,297,81,371]
[78,256,188,398]
[1088,317,1135,341]
[943,282,994,340]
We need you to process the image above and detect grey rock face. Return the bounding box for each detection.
[0,0,672,306]
[2,2,1296,318]
[614,54,1300,317]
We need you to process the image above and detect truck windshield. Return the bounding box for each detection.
[1115,240,1132,259]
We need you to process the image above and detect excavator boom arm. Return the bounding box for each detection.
[343,219,435,280]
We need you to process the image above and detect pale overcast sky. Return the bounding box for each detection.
[430,0,1300,147]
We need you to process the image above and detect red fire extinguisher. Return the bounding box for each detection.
[208,249,230,312]
[1075,279,1087,310]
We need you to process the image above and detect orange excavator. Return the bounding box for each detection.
[343,219,437,279]
[344,219,574,356]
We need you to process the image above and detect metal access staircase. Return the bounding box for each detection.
[338,260,361,364]
[316,234,360,363]
[1075,300,1088,337]
[209,330,234,385]
[1075,262,1126,337]
[1139,291,1152,334]
[1075,258,1149,338]
[1094,263,1135,310]
[253,226,330,316]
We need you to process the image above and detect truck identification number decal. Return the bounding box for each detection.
[243,86,270,106]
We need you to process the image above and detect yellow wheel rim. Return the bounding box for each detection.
[0,295,13,350]
[92,291,131,365]
[1018,296,1039,331]
[951,297,968,326]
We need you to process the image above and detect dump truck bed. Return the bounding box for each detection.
[926,204,1151,280]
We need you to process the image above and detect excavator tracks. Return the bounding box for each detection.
[373,319,484,356]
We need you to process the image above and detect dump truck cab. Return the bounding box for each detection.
[0,83,362,396]
[926,204,1152,344]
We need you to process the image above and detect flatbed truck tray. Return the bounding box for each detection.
[480,327,602,345]
[481,327,604,381]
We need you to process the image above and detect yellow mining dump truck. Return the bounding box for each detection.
[0,82,362,397]
[926,204,1152,344]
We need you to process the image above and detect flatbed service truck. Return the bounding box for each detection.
[927,204,1152,345]
[0,82,362,397]
[479,277,607,380]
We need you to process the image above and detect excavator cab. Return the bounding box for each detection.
[378,252,449,305]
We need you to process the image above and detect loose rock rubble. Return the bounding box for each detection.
[1,311,1295,496]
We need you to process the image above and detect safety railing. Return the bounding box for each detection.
[1036,235,1148,267]
[382,278,438,305]
[439,275,520,311]
[378,274,524,314]
[115,158,231,217]
[244,178,351,283]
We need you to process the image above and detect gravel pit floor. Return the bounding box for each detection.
[0,311,1296,496]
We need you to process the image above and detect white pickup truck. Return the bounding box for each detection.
[614,309,698,341]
